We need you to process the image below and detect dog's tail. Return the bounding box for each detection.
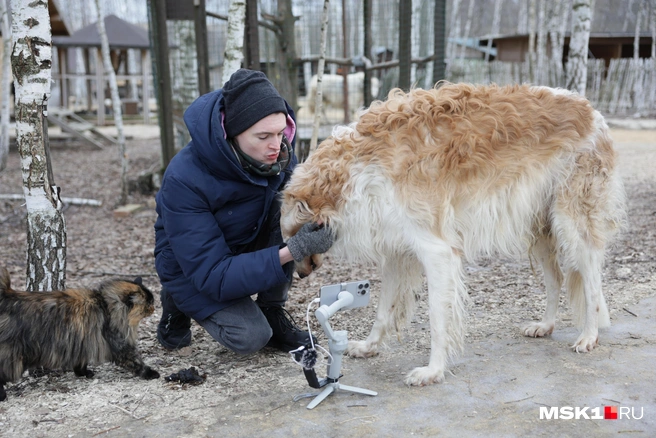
[0,267,10,295]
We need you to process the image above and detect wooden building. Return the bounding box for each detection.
[52,15,152,125]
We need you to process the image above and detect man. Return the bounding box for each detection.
[154,69,333,354]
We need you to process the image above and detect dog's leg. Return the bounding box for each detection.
[552,139,620,352]
[554,209,610,353]
[524,237,563,338]
[0,380,6,402]
[347,254,422,358]
[566,250,608,353]
[405,239,467,386]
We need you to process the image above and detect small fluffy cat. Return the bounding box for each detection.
[0,267,159,401]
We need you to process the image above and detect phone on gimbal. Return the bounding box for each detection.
[319,280,371,309]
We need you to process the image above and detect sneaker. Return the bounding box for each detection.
[260,306,317,352]
[157,289,192,350]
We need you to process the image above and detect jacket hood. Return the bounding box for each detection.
[182,89,297,183]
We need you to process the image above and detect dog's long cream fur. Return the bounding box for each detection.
[281,83,626,386]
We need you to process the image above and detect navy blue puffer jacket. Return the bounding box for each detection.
[154,89,298,321]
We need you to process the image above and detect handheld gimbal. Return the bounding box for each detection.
[293,280,377,410]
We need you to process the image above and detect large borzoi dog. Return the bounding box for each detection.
[280,83,626,386]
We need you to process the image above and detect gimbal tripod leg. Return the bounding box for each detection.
[335,384,377,397]
[306,384,336,410]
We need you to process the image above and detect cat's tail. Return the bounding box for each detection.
[0,267,10,295]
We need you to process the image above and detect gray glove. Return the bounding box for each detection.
[286,223,334,262]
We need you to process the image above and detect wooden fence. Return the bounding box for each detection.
[446,58,656,117]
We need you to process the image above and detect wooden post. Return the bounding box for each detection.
[84,49,93,112]
[363,0,373,106]
[142,49,150,124]
[148,0,176,169]
[244,0,260,71]
[194,0,210,95]
[433,0,447,84]
[341,0,350,123]
[58,48,68,108]
[96,48,105,125]
[398,0,412,91]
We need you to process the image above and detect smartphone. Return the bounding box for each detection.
[319,280,371,309]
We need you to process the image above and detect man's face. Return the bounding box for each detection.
[235,113,287,165]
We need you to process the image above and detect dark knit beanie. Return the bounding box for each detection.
[222,69,288,138]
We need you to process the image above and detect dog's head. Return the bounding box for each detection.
[281,130,357,277]
[280,192,326,278]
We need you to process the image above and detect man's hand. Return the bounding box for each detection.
[286,223,334,262]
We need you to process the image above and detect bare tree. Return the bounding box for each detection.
[94,1,128,205]
[11,0,66,290]
[486,0,504,63]
[527,0,537,82]
[517,0,528,34]
[0,0,10,171]
[535,0,547,83]
[447,0,462,61]
[547,0,564,86]
[170,21,199,149]
[651,0,656,58]
[623,0,637,32]
[460,0,476,60]
[566,0,592,95]
[311,0,330,153]
[634,0,648,60]
[222,0,246,85]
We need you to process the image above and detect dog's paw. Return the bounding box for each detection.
[523,322,554,338]
[571,334,599,353]
[404,366,445,386]
[346,340,378,358]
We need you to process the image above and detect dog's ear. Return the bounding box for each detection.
[133,276,143,286]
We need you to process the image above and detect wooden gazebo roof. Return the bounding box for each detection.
[52,14,149,49]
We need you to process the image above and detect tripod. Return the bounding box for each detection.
[302,290,377,410]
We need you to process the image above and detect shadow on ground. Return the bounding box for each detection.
[111,295,655,437]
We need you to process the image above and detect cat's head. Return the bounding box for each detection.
[102,277,156,327]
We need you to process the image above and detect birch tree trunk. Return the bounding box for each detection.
[170,21,199,150]
[459,0,475,60]
[547,0,563,86]
[651,0,656,58]
[634,0,647,60]
[310,0,330,153]
[536,0,547,83]
[623,0,636,32]
[222,0,246,85]
[94,1,127,205]
[0,0,10,171]
[517,0,528,34]
[11,0,66,291]
[486,0,503,63]
[566,0,592,95]
[447,0,462,62]
[527,0,537,82]
[301,3,313,98]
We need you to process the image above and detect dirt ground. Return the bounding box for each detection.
[0,123,654,437]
